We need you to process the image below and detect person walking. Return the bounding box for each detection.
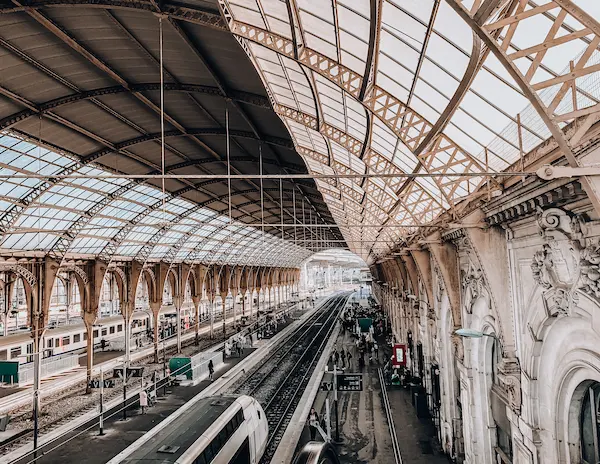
[340,349,346,369]
[374,341,379,360]
[208,359,214,381]
[308,408,320,441]
[139,389,148,414]
[347,350,353,368]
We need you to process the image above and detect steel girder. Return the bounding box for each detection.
[445,0,600,215]
[0,83,271,132]
[82,129,293,163]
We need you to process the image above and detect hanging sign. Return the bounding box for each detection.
[337,374,363,391]
[392,344,407,367]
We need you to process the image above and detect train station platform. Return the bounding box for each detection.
[300,329,449,464]
[12,347,257,464]
[3,304,307,464]
[0,312,253,416]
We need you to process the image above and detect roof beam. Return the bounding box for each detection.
[166,15,337,242]
[0,83,271,131]
[446,0,600,216]
[81,128,293,163]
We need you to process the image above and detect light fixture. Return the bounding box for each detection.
[454,328,496,339]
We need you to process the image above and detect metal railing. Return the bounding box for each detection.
[190,351,223,381]
[19,355,79,385]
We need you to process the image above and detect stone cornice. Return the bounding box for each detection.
[485,181,585,227]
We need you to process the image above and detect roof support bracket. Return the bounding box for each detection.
[537,165,600,180]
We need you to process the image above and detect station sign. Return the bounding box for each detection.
[113,367,144,379]
[88,379,115,389]
[392,344,407,367]
[321,381,334,391]
[337,374,363,391]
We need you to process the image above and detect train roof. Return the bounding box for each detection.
[121,395,239,463]
[0,312,150,346]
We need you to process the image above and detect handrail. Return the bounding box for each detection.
[292,442,341,464]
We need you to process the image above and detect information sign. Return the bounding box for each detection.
[88,379,115,389]
[337,374,363,391]
[392,344,407,367]
[321,381,334,391]
[113,366,145,379]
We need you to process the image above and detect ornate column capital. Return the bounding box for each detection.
[496,357,522,414]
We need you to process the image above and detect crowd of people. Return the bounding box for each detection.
[224,332,247,358]
[334,302,388,371]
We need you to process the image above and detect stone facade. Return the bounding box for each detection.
[371,145,600,464]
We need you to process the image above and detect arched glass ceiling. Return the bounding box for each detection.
[304,249,368,269]
[0,133,311,267]
[220,0,600,260]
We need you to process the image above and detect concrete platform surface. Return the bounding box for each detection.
[7,304,306,464]
[301,329,450,464]
[19,349,255,464]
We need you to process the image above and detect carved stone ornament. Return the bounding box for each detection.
[433,264,444,305]
[461,260,488,314]
[451,334,465,362]
[579,244,600,300]
[530,208,588,317]
[496,357,522,414]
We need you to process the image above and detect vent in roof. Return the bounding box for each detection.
[157,445,180,454]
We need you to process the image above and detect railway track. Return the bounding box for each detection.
[0,305,290,459]
[231,293,349,463]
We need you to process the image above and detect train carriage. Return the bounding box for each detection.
[115,395,268,464]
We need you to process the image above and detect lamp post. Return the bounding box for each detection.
[454,328,497,339]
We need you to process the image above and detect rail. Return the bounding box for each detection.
[235,294,349,463]
[378,367,403,464]
[292,442,340,464]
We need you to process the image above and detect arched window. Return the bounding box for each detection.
[580,382,600,463]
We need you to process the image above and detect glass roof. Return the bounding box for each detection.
[0,133,311,268]
[223,0,600,260]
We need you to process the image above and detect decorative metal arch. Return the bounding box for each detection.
[61,264,89,286]
[0,263,37,288]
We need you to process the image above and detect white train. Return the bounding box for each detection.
[0,311,151,363]
[0,302,210,364]
[112,395,268,464]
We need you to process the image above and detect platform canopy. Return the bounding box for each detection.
[0,0,599,264]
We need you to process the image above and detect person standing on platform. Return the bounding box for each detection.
[308,408,320,441]
[208,359,214,381]
[340,348,346,369]
[139,389,148,414]
[347,349,353,368]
